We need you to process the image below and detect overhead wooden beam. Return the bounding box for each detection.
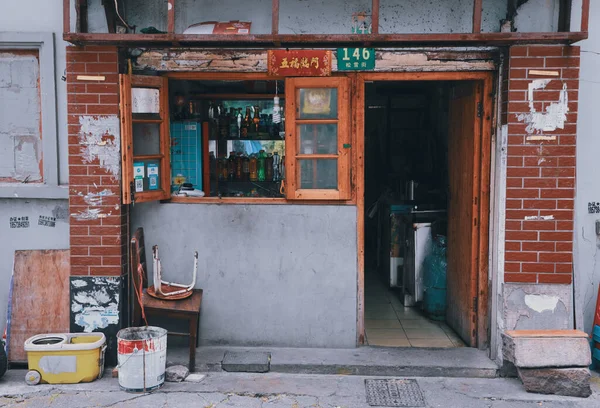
[168,0,175,34]
[272,0,279,35]
[581,0,590,32]
[473,0,482,33]
[372,0,379,34]
[64,32,588,48]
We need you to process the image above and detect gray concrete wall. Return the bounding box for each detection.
[504,284,572,331]
[574,0,600,335]
[98,0,560,35]
[0,199,70,335]
[131,202,358,348]
[0,1,69,335]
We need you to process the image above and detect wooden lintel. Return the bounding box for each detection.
[272,0,279,35]
[473,0,482,33]
[64,32,588,48]
[372,0,379,34]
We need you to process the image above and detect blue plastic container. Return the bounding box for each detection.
[423,287,446,321]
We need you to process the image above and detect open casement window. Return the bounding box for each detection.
[284,77,351,200]
[120,75,171,204]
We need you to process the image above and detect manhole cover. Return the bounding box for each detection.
[365,379,425,407]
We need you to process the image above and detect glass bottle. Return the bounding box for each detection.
[257,149,266,182]
[272,152,280,182]
[219,156,228,181]
[242,107,251,138]
[219,104,228,139]
[228,151,236,181]
[279,106,286,139]
[209,151,216,181]
[229,107,238,138]
[242,154,250,181]
[235,152,243,181]
[249,154,258,182]
[265,153,274,182]
[253,106,261,133]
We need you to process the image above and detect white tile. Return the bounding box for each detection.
[403,327,448,339]
[409,338,455,348]
[366,329,408,340]
[366,319,402,329]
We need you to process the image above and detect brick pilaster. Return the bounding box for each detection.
[66,45,126,277]
[504,45,579,285]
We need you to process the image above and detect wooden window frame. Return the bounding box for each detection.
[120,74,171,204]
[284,77,351,201]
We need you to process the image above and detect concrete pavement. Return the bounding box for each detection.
[1,369,600,407]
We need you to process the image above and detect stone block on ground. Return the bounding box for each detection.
[502,330,591,368]
[517,367,592,398]
[165,365,189,382]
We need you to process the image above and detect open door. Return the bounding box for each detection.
[120,74,171,204]
[446,81,483,347]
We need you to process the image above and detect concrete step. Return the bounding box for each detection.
[167,346,500,378]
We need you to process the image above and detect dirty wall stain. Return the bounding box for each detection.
[78,115,120,177]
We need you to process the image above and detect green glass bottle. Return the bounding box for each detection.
[257,149,267,182]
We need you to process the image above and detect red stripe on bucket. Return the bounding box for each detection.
[118,339,157,354]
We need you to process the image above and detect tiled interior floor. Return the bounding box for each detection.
[364,274,465,348]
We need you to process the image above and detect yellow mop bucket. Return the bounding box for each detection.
[23,332,106,385]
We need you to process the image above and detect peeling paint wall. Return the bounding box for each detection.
[0,51,42,183]
[504,283,572,331]
[3,0,69,185]
[0,199,69,335]
[82,0,561,35]
[574,1,600,335]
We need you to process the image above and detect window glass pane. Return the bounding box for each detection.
[132,88,160,113]
[133,123,161,156]
[299,159,337,189]
[297,88,338,120]
[298,124,337,155]
[133,160,161,192]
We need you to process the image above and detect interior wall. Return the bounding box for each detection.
[83,0,561,34]
[131,202,358,348]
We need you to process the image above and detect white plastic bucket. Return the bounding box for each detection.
[117,326,167,392]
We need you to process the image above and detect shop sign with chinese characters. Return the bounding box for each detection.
[337,48,375,71]
[268,50,332,77]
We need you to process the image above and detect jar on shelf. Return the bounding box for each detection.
[249,154,258,182]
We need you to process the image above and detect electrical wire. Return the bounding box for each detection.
[114,0,134,31]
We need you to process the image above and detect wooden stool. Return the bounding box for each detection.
[130,228,203,372]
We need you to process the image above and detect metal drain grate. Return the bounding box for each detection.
[365,379,425,407]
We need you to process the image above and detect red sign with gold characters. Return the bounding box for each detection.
[268,50,332,77]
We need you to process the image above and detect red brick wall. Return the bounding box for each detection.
[504,45,579,285]
[66,45,127,277]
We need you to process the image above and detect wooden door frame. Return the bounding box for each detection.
[355,71,493,349]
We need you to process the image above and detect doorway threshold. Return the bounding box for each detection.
[167,346,499,378]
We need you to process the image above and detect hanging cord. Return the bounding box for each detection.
[113,0,134,31]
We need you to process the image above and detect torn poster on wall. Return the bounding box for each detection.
[516,79,569,134]
[70,276,122,366]
[70,277,120,332]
